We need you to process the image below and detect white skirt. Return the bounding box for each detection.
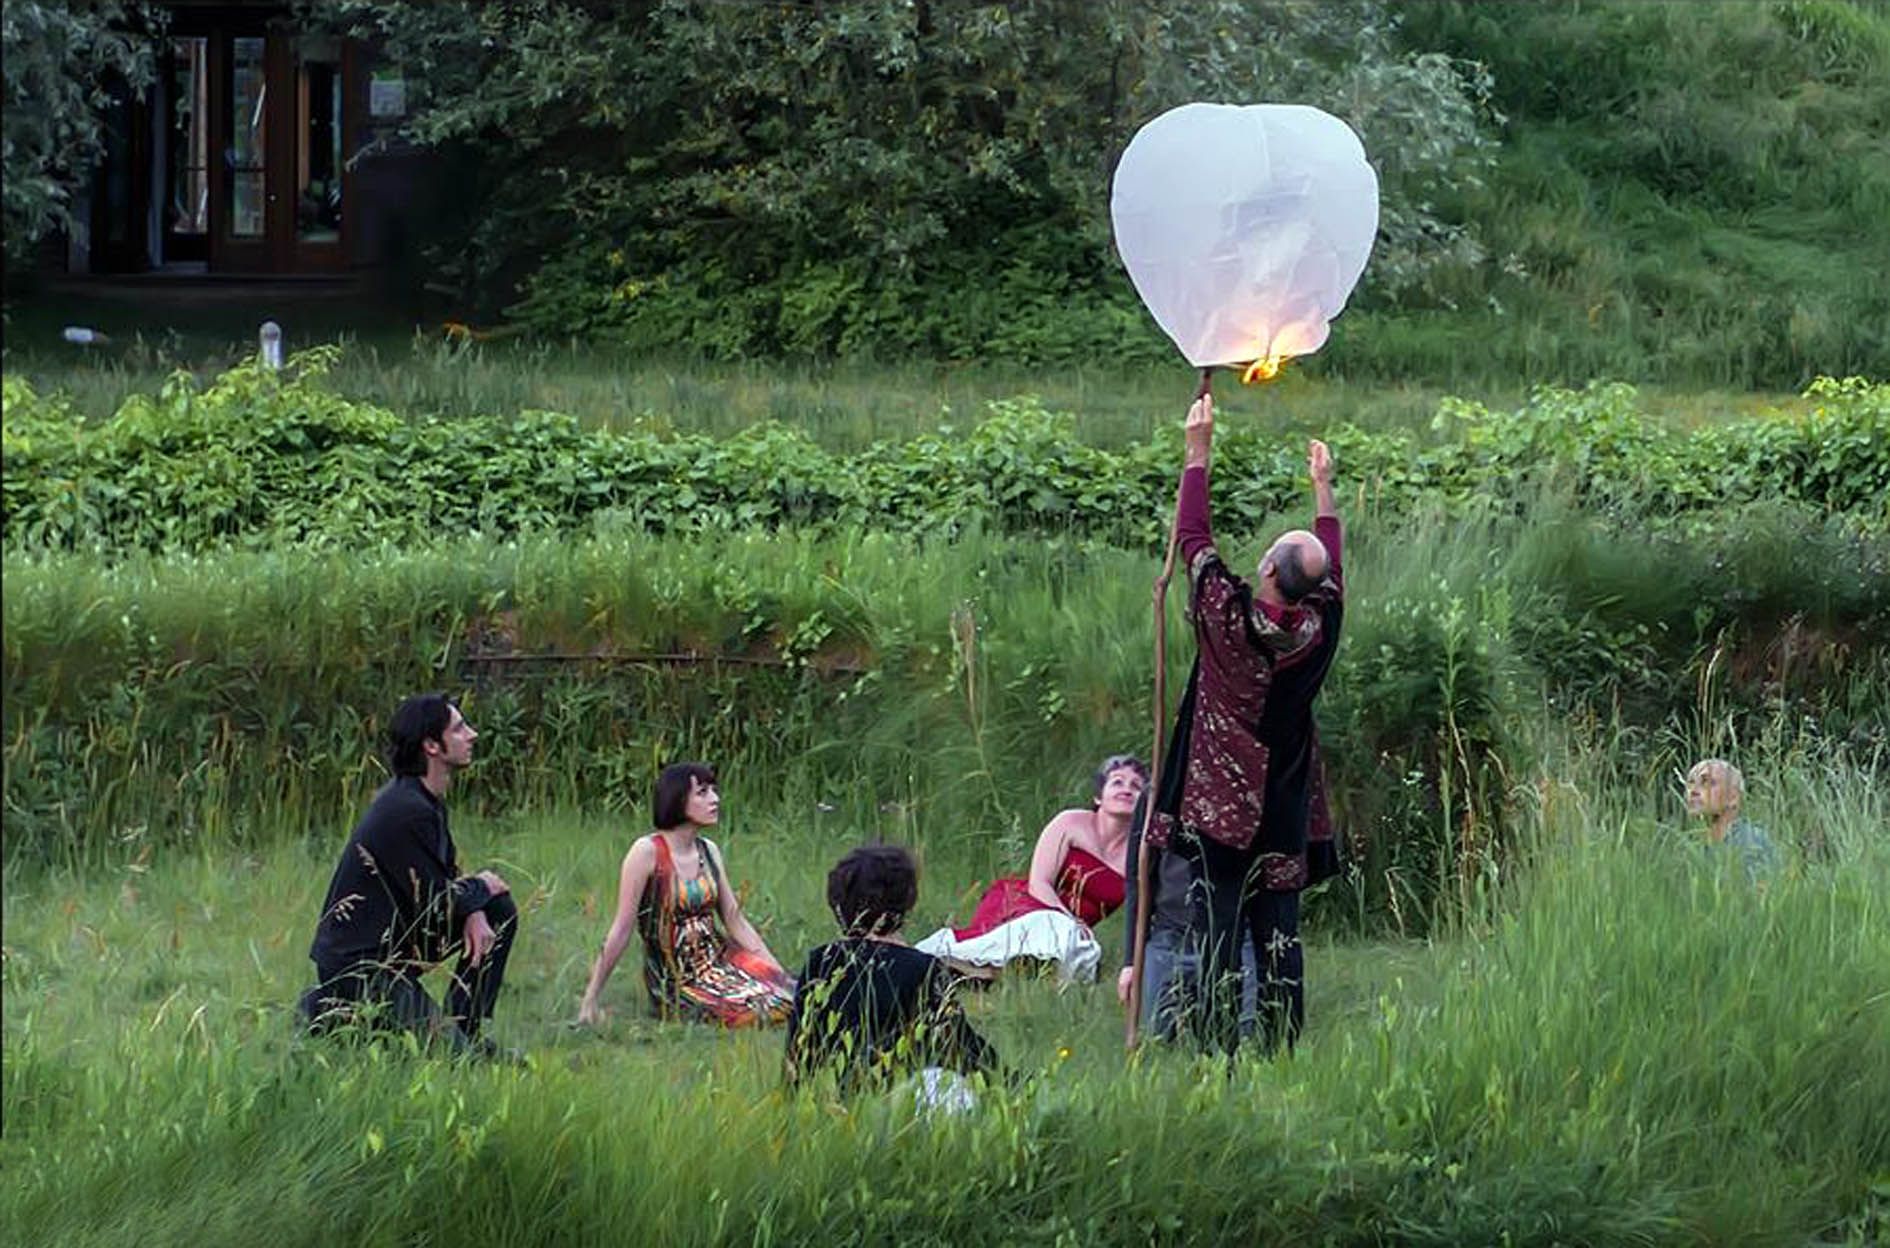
[914,910,1102,983]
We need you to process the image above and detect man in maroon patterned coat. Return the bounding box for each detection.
[1143,392,1344,1055]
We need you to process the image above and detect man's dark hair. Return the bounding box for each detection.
[653,762,717,830]
[1091,753,1148,800]
[1274,543,1322,603]
[388,693,456,777]
[827,845,920,937]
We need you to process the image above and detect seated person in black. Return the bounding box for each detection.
[786,845,998,1091]
[298,693,519,1054]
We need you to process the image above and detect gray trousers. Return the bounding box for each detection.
[1139,926,1258,1042]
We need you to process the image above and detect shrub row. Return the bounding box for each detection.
[4,353,1885,556]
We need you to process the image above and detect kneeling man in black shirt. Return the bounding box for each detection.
[299,693,518,1054]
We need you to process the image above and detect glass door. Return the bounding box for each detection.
[163,36,210,264]
[198,26,358,274]
[288,35,348,269]
[210,32,271,270]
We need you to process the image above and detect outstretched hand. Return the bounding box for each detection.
[1185,394,1215,467]
[1308,439,1332,485]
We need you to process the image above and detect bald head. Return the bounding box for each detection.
[1260,530,1328,605]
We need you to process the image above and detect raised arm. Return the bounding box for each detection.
[1308,439,1342,585]
[577,836,657,1025]
[708,839,787,971]
[1176,394,1216,568]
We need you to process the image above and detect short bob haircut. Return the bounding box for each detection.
[388,693,457,778]
[827,844,920,937]
[653,761,717,830]
[1090,752,1149,800]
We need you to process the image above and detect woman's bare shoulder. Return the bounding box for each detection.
[1039,809,1095,841]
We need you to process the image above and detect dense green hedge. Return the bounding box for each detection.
[3,353,1885,556]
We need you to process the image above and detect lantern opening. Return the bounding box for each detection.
[1241,356,1284,385]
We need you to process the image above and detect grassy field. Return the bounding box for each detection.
[1,295,1819,450]
[6,4,1887,1236]
[3,335,1885,1242]
[3,731,1886,1246]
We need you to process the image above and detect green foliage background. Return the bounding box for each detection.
[8,1,1886,385]
[0,0,161,264]
[6,357,1886,939]
[295,0,1890,387]
[5,355,1885,555]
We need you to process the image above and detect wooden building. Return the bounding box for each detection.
[72,1,427,277]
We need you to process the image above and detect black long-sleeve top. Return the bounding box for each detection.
[308,776,493,974]
[785,939,999,1090]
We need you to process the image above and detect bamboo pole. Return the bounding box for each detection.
[1126,365,1212,1049]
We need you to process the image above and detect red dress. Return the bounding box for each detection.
[953,847,1126,940]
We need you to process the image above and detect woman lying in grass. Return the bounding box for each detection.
[915,753,1146,981]
[578,762,795,1026]
[786,845,999,1093]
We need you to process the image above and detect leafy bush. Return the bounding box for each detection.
[2,1,162,267]
[4,357,1885,557]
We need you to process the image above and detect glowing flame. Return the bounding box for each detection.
[1241,356,1283,384]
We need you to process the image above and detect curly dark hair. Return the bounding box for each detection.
[827,845,920,937]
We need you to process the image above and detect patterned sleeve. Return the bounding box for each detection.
[1315,514,1343,594]
[1188,557,1249,656]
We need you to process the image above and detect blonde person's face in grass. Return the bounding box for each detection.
[1685,765,1736,818]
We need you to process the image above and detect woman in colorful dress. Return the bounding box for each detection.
[577,762,795,1026]
[915,754,1146,982]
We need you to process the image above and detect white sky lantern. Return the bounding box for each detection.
[1111,103,1380,377]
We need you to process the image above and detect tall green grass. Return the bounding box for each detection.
[1382,0,1890,391]
[8,507,1885,935]
[1,326,1480,447]
[3,734,1884,1245]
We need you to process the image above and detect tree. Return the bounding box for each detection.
[313,0,1500,356]
[2,1,162,268]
